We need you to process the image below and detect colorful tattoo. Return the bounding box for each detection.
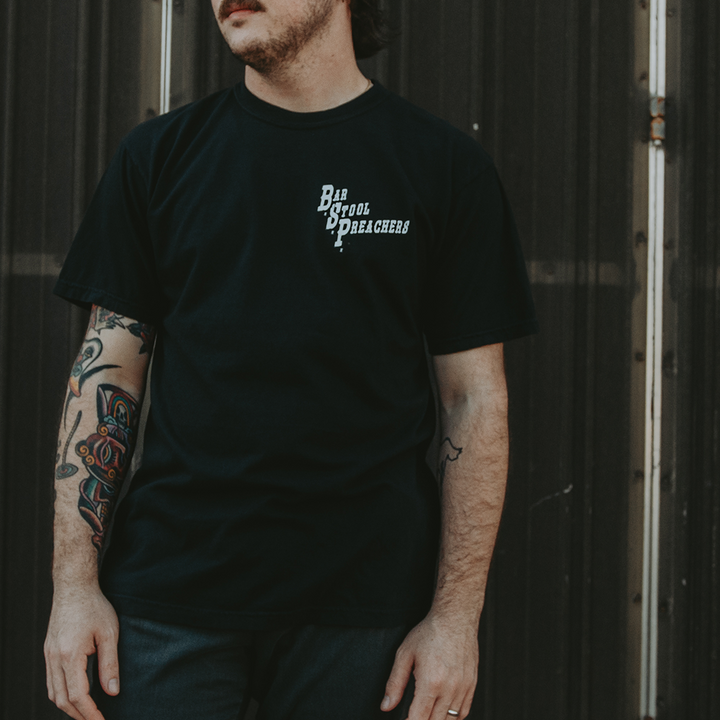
[90,305,155,355]
[127,322,155,355]
[68,338,120,397]
[64,337,120,426]
[438,437,463,484]
[89,306,127,333]
[56,411,82,479]
[76,384,138,550]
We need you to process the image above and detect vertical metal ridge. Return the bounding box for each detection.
[519,0,534,702]
[70,0,91,346]
[161,0,174,114]
[520,0,534,661]
[468,0,481,138]
[531,0,541,242]
[28,2,56,710]
[97,0,111,173]
[512,0,531,709]
[492,0,504,162]
[438,0,446,113]
[397,0,410,99]
[0,0,17,700]
[641,0,666,717]
[579,0,599,714]
[73,0,90,231]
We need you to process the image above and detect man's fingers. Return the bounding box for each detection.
[96,628,120,696]
[381,645,414,711]
[409,667,472,720]
[425,674,476,720]
[407,690,438,720]
[63,654,105,720]
[47,655,83,720]
[50,662,85,720]
[427,692,464,720]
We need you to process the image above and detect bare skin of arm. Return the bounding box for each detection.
[382,343,509,720]
[44,305,156,720]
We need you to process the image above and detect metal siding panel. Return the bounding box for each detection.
[588,1,636,717]
[689,0,720,712]
[660,0,720,716]
[329,0,637,717]
[376,1,635,717]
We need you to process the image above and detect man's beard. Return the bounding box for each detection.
[225,0,336,75]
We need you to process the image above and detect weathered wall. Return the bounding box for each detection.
[656,0,720,717]
[0,1,716,719]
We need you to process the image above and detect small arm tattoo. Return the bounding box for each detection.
[127,322,155,355]
[76,384,138,551]
[64,337,120,425]
[438,437,463,484]
[89,306,127,333]
[90,305,155,355]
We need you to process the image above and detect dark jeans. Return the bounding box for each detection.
[92,614,416,720]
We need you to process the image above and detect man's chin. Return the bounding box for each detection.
[230,43,283,74]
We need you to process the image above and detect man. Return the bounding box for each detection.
[44,1,537,719]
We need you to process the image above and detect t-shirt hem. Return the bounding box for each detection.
[53,279,158,325]
[105,592,430,631]
[427,318,539,355]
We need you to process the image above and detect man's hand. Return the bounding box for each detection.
[381,612,479,720]
[44,587,119,720]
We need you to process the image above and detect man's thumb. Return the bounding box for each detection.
[96,631,120,696]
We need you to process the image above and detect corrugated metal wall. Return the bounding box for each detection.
[0,1,717,719]
[371,1,631,717]
[657,1,720,717]
[363,1,642,716]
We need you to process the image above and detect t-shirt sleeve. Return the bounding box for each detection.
[423,163,538,355]
[53,141,160,324]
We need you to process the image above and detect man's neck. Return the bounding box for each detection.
[243,35,369,113]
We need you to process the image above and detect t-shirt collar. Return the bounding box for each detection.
[234,79,388,128]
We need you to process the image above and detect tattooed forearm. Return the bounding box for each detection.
[75,384,139,551]
[438,437,463,484]
[51,307,155,592]
[55,411,82,479]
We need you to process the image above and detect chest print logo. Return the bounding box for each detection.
[316,184,411,251]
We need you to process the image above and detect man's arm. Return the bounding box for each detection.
[382,343,508,720]
[44,305,156,720]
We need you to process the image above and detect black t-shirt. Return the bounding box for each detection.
[54,81,538,630]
